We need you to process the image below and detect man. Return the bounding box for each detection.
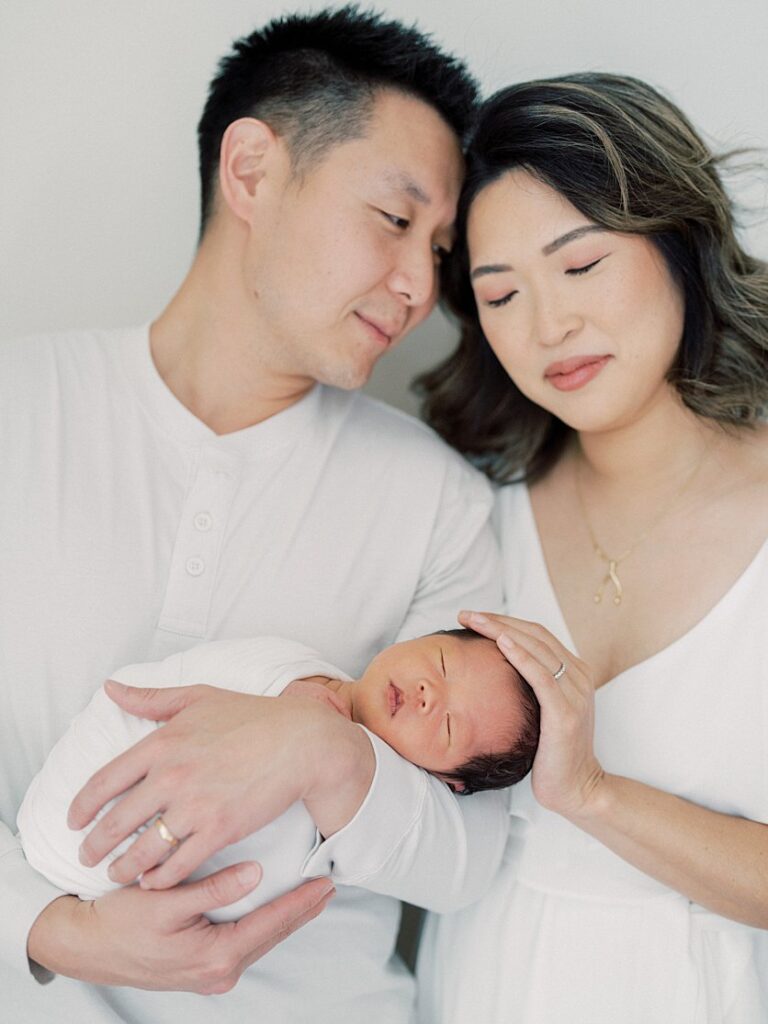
[1,8,505,1022]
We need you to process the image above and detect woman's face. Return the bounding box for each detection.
[466,169,686,435]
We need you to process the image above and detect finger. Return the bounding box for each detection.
[496,633,566,708]
[497,626,566,677]
[68,735,160,831]
[106,814,189,884]
[168,861,265,920]
[104,679,206,722]
[136,832,217,889]
[77,778,172,865]
[233,878,336,965]
[466,613,582,677]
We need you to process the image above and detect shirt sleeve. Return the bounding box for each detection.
[301,728,509,912]
[395,454,503,641]
[0,824,66,984]
[301,456,507,910]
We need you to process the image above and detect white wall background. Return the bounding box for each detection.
[2,0,766,414]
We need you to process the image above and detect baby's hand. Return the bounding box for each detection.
[281,677,352,719]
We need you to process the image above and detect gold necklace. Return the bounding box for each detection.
[574,454,705,607]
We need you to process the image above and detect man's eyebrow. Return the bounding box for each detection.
[471,226,609,281]
[383,171,431,205]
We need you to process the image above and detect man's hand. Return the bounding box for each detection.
[27,865,335,993]
[68,681,374,888]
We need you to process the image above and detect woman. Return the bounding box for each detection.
[416,74,768,1023]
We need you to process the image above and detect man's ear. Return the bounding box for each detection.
[217,117,285,224]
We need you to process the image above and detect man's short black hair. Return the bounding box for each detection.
[196,4,479,233]
[434,628,541,795]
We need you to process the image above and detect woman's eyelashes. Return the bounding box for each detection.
[486,291,518,309]
[566,255,607,276]
[480,255,609,308]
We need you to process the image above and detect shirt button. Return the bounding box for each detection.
[193,512,213,531]
[185,556,205,577]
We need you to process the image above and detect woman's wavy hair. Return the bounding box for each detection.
[417,73,768,482]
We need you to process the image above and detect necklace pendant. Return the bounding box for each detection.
[595,560,623,607]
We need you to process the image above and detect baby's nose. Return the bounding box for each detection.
[416,680,437,713]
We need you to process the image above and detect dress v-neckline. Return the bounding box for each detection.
[519,485,768,693]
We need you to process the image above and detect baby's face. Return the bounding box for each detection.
[353,634,524,782]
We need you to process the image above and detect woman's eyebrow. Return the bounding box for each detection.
[542,224,607,256]
[471,226,608,280]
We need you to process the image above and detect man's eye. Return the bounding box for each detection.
[566,256,605,276]
[486,291,517,308]
[382,211,410,230]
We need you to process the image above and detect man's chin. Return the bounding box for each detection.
[315,359,376,392]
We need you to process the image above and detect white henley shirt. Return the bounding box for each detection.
[0,327,507,1023]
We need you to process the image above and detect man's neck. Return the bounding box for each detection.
[150,233,314,435]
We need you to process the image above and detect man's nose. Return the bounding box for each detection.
[388,244,437,310]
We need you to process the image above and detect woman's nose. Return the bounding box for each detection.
[532,294,582,347]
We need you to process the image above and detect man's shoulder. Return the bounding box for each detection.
[326,389,489,485]
[0,325,141,388]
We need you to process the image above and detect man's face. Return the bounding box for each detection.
[352,634,524,779]
[244,90,464,389]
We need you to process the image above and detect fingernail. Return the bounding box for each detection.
[78,845,94,867]
[236,863,262,887]
[469,612,488,625]
[104,679,127,693]
[498,633,514,650]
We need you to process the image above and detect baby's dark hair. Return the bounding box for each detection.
[196,4,478,234]
[434,628,541,795]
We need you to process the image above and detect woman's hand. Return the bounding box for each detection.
[459,611,605,820]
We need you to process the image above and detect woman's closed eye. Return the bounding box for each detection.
[566,255,607,276]
[485,290,518,309]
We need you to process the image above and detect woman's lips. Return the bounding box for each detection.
[544,354,611,391]
[388,682,403,717]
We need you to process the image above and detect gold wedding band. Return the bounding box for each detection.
[553,661,567,681]
[155,816,180,847]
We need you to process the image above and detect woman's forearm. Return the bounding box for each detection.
[573,773,768,927]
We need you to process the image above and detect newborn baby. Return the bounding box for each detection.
[18,629,539,921]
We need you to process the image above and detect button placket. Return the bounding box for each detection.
[156,449,241,638]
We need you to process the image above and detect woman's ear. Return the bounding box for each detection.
[217,117,283,224]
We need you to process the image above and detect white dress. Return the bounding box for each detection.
[418,483,768,1024]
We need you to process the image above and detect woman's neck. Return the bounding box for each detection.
[573,388,718,495]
